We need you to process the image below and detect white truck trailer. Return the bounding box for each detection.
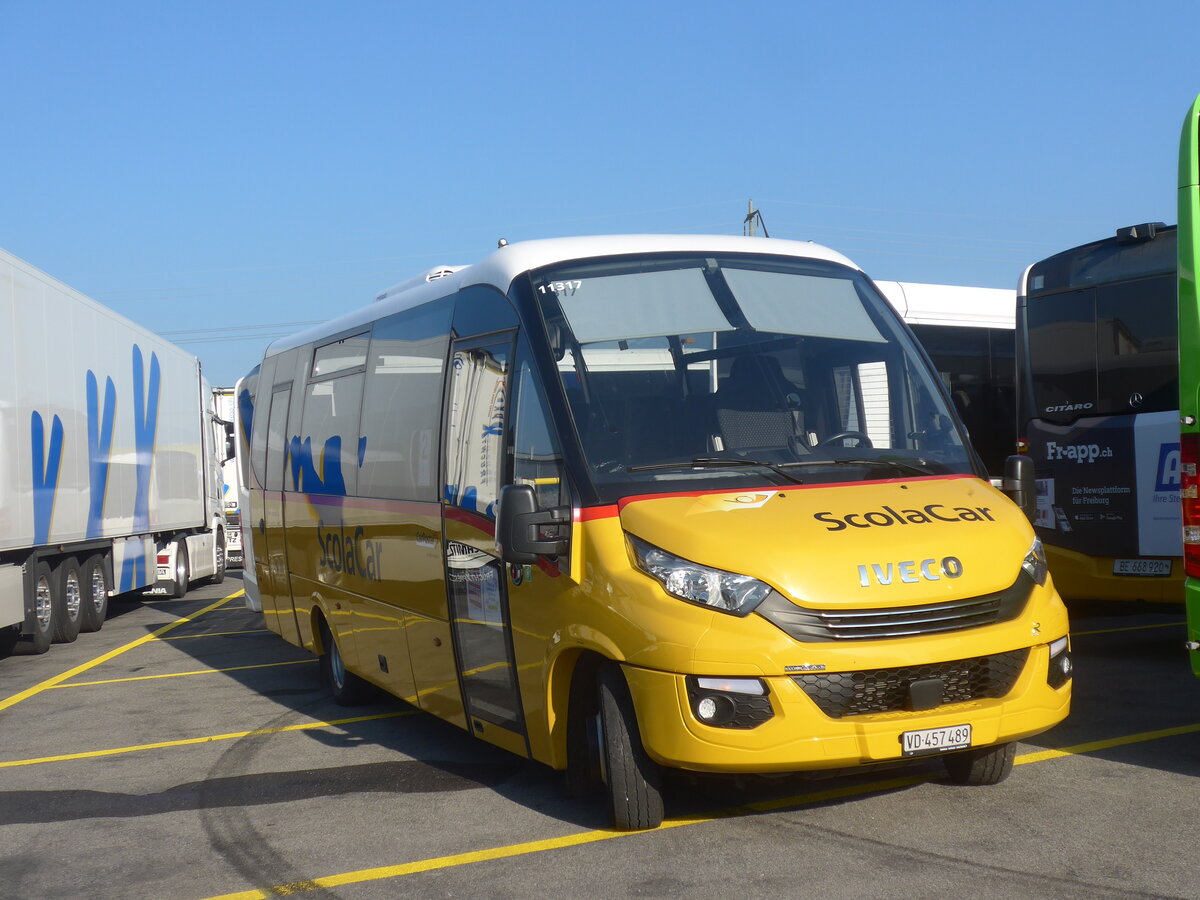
[0,248,229,656]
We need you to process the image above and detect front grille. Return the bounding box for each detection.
[756,573,1033,642]
[791,648,1030,718]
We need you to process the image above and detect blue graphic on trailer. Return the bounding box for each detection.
[30,411,64,545]
[119,346,161,591]
[86,371,117,538]
[131,346,161,532]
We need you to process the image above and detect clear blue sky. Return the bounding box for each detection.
[2,1,1197,386]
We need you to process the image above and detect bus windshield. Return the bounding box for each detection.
[530,254,975,499]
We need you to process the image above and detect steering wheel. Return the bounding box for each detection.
[818,431,873,448]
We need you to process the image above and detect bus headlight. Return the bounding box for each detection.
[1022,537,1048,587]
[628,535,773,616]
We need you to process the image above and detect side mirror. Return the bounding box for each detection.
[496,484,569,564]
[1002,455,1036,522]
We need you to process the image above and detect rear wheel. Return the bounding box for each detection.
[319,619,369,706]
[943,742,1016,785]
[80,554,110,632]
[597,664,664,830]
[168,541,190,599]
[52,557,83,643]
[24,561,55,654]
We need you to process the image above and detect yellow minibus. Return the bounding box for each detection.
[241,235,1071,829]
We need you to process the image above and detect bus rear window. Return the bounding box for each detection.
[1026,275,1178,422]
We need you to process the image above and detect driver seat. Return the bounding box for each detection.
[713,355,809,452]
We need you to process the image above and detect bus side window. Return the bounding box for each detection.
[512,353,568,511]
[358,299,453,501]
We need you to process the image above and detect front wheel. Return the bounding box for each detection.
[597,664,664,830]
[168,542,190,599]
[210,529,226,585]
[943,742,1015,785]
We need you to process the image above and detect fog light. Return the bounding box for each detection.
[686,676,773,729]
[1047,636,1072,689]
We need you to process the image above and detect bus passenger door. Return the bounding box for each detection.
[441,336,529,758]
[258,384,301,644]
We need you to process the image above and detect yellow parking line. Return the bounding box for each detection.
[198,719,1200,900]
[1070,621,1186,637]
[199,720,1200,900]
[158,629,271,640]
[1014,721,1200,763]
[0,710,413,769]
[0,589,243,714]
[47,658,316,689]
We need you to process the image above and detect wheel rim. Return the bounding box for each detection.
[91,567,107,607]
[64,570,82,620]
[35,576,52,629]
[329,635,346,690]
[175,547,187,584]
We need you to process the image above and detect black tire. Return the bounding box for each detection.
[211,529,226,585]
[24,561,55,654]
[944,742,1016,786]
[597,664,664,830]
[169,542,190,599]
[566,663,603,801]
[52,557,84,643]
[80,554,110,632]
[319,619,369,706]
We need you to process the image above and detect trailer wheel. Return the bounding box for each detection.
[943,742,1016,786]
[24,561,55,654]
[597,664,664,830]
[80,554,110,632]
[168,541,190,599]
[210,528,226,585]
[52,558,84,643]
[319,619,368,706]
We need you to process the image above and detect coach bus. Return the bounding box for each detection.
[242,234,1071,829]
[878,281,1015,476]
[1177,94,1200,674]
[1016,224,1181,603]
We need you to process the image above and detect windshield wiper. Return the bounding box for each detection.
[779,457,937,476]
[626,457,806,484]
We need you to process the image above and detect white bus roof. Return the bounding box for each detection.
[267,235,860,356]
[875,280,1015,329]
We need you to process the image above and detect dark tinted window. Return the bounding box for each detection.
[1095,274,1177,414]
[908,324,1015,472]
[1026,290,1098,422]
